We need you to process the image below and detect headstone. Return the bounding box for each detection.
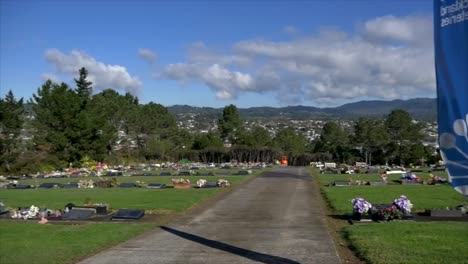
[119,183,136,188]
[62,208,96,220]
[146,183,166,189]
[38,183,61,189]
[333,181,351,186]
[177,171,190,176]
[159,172,172,176]
[73,206,108,215]
[112,209,145,220]
[402,180,423,185]
[63,182,78,188]
[237,170,249,175]
[369,181,387,186]
[14,184,32,189]
[431,209,464,217]
[200,182,218,188]
[105,172,123,177]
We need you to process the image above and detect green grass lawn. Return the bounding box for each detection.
[0,222,157,264]
[344,222,468,264]
[0,170,267,264]
[316,171,463,214]
[317,172,448,186]
[2,175,251,211]
[312,168,468,264]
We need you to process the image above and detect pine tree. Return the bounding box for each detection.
[0,90,24,172]
[74,67,93,98]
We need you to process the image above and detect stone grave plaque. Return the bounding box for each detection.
[73,206,108,215]
[39,183,61,189]
[112,209,145,220]
[14,184,32,189]
[62,208,96,220]
[63,182,78,188]
[201,182,218,188]
[370,181,387,186]
[159,172,171,176]
[431,209,464,217]
[333,181,351,186]
[119,183,136,188]
[146,183,166,189]
[105,172,123,177]
[402,180,423,185]
[177,171,190,176]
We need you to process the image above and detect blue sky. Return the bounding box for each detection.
[0,0,434,108]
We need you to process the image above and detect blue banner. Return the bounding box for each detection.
[434,0,468,196]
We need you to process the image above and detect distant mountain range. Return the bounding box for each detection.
[168,98,437,121]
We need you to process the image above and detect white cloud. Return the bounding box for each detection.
[44,49,142,94]
[158,15,434,105]
[138,48,157,64]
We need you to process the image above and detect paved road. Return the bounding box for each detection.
[78,167,341,264]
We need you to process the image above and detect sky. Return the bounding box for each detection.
[0,0,435,108]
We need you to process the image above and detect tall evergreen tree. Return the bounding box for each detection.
[218,104,241,142]
[0,90,24,172]
[74,67,93,99]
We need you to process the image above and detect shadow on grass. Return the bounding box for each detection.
[160,226,300,264]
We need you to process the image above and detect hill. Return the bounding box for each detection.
[168,98,437,121]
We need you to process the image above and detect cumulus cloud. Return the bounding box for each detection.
[44,49,142,94]
[138,48,157,64]
[158,14,434,105]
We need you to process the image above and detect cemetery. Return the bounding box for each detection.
[0,166,264,264]
[314,167,468,264]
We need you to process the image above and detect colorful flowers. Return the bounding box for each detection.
[393,195,413,214]
[351,197,372,215]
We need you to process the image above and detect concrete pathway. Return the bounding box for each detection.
[78,167,341,264]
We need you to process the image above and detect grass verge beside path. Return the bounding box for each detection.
[344,222,468,264]
[312,168,468,264]
[0,222,156,264]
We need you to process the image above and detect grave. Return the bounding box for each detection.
[402,180,423,185]
[63,182,78,188]
[199,182,218,188]
[159,172,172,176]
[177,171,191,176]
[146,183,166,189]
[73,205,108,215]
[119,183,136,188]
[112,209,145,220]
[38,183,61,189]
[369,181,387,186]
[332,181,351,186]
[105,172,123,177]
[430,209,465,217]
[62,208,96,220]
[14,184,32,189]
[237,170,249,175]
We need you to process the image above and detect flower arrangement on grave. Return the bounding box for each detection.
[351,197,372,215]
[393,195,413,214]
[172,178,190,184]
[10,205,39,220]
[376,205,402,221]
[380,173,388,183]
[217,179,230,187]
[197,179,207,188]
[135,180,146,188]
[78,179,94,188]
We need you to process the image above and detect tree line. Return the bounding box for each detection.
[0,68,439,174]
